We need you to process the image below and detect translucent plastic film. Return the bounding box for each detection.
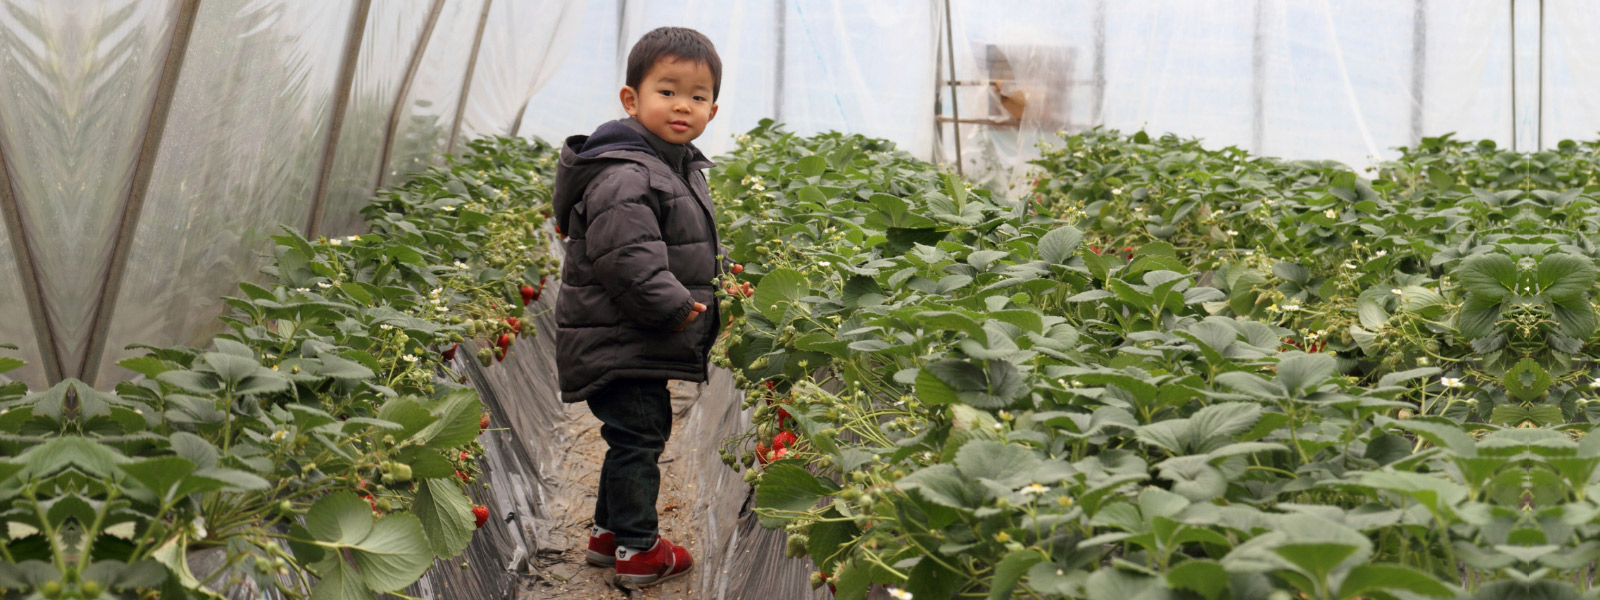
[779,0,938,159]
[1541,0,1600,147]
[621,0,779,158]
[0,0,176,379]
[455,0,584,148]
[940,0,1512,194]
[0,220,45,387]
[517,0,622,145]
[94,0,355,385]
[318,3,436,238]
[382,0,485,186]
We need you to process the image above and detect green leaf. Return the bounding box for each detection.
[755,460,835,528]
[1338,563,1454,599]
[349,514,433,592]
[797,155,828,177]
[412,478,475,559]
[955,441,1041,488]
[306,492,432,593]
[753,268,810,322]
[1502,358,1551,402]
[307,492,374,545]
[987,549,1044,600]
[1274,542,1361,582]
[1537,253,1596,300]
[1275,352,1337,396]
[1167,559,1228,600]
[1273,261,1310,284]
[411,389,482,449]
[1037,225,1084,265]
[310,553,375,600]
[1456,253,1517,301]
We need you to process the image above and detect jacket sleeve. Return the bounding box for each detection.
[583,165,695,330]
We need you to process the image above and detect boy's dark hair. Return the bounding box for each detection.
[626,27,721,101]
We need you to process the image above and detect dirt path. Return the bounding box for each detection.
[518,381,709,600]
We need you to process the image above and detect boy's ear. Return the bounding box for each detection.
[619,86,639,117]
[708,102,718,123]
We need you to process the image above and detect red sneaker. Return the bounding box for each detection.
[615,536,693,588]
[586,527,617,567]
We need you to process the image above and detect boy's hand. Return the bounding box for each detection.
[674,302,707,331]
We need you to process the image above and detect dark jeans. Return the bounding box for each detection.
[587,378,672,550]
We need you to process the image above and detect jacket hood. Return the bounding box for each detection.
[552,118,711,234]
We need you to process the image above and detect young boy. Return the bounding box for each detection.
[550,27,730,588]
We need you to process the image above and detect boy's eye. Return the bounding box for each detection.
[693,96,706,102]
[659,90,674,97]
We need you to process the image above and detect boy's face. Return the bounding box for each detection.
[621,56,718,145]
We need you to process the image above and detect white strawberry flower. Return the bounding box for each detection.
[1020,483,1051,496]
[1391,288,1404,296]
[295,287,309,293]
[317,282,332,289]
[1112,187,1123,195]
[454,261,469,269]
[1441,377,1463,388]
[442,205,456,211]
[1281,304,1301,311]
[402,354,418,363]
[329,238,341,246]
[1226,229,1239,236]
[1374,250,1387,257]
[1324,208,1338,219]
[888,589,913,600]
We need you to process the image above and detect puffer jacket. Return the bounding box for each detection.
[551,118,724,402]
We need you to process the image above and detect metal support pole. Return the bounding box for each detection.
[1410,0,1426,145]
[1509,0,1517,148]
[1537,0,1544,150]
[943,0,962,175]
[307,0,373,239]
[774,0,786,124]
[1092,0,1106,127]
[447,0,494,155]
[1251,0,1266,154]
[0,120,61,383]
[376,0,446,191]
[80,0,202,385]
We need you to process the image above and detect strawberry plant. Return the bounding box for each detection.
[0,136,558,599]
[711,122,1600,599]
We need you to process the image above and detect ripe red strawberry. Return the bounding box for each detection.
[1090,245,1102,255]
[764,380,777,391]
[756,442,772,465]
[456,470,471,484]
[772,431,798,450]
[472,505,490,528]
[442,343,459,361]
[460,450,470,461]
[479,413,490,430]
[505,317,521,334]
[777,406,792,428]
[520,285,536,306]
[554,224,563,236]
[731,263,744,275]
[362,493,378,513]
[497,333,512,351]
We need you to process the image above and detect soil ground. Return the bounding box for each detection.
[518,381,707,600]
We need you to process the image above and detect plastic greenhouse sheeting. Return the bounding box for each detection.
[381,0,484,187]
[92,0,355,385]
[316,2,438,239]
[0,1,178,384]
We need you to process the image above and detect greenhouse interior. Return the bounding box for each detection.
[1,0,1597,598]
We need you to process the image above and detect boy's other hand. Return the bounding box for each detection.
[674,302,707,331]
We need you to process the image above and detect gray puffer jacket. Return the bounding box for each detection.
[551,118,724,402]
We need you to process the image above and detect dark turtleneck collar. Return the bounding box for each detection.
[620,117,690,176]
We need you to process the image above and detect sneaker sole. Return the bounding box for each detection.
[615,564,692,589]
[585,550,616,567]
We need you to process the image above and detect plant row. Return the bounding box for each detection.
[0,136,558,600]
[709,122,1600,600]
